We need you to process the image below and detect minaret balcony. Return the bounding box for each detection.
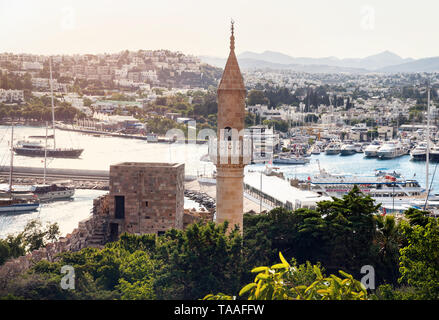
[208,138,251,166]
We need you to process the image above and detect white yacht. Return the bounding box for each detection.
[325,142,342,155]
[31,183,75,201]
[1,183,75,202]
[410,142,429,161]
[311,145,321,155]
[377,141,407,160]
[273,153,310,165]
[354,143,363,153]
[364,141,382,158]
[340,142,357,156]
[410,141,439,162]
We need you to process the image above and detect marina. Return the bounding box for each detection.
[2,124,439,237]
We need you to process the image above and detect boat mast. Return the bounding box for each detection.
[49,57,56,150]
[426,84,430,199]
[9,124,14,195]
[44,121,48,184]
[260,170,263,213]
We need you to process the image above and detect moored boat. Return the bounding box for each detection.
[364,141,381,158]
[0,198,39,213]
[13,141,83,158]
[273,154,310,165]
[340,142,356,156]
[325,142,342,155]
[377,141,407,160]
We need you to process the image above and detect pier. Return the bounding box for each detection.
[55,123,208,144]
[0,166,198,183]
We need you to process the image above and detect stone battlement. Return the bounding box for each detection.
[0,194,110,289]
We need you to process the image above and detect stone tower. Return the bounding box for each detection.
[108,162,185,238]
[212,21,249,233]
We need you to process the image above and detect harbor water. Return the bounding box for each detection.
[1,125,437,237]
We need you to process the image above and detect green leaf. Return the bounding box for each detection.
[313,265,323,279]
[338,270,352,279]
[279,252,290,267]
[251,266,269,273]
[239,283,257,296]
[256,273,269,280]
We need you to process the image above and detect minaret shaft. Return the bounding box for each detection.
[215,21,248,234]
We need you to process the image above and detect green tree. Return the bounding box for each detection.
[154,222,243,299]
[204,252,367,300]
[399,218,439,299]
[0,219,59,266]
[247,90,268,106]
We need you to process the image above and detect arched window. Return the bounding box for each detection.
[224,126,232,141]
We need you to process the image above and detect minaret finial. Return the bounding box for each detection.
[230,19,235,51]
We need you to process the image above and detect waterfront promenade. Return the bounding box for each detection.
[55,123,208,144]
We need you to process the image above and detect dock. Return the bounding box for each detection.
[55,124,208,144]
[0,166,198,183]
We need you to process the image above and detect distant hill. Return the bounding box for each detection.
[199,55,368,73]
[199,50,431,73]
[378,57,439,73]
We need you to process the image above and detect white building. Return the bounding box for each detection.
[0,89,24,103]
[22,61,43,70]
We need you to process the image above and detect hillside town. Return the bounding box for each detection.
[1,48,439,142]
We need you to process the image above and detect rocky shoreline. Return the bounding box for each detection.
[184,189,216,214]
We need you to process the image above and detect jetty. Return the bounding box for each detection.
[0,166,198,183]
[55,123,208,144]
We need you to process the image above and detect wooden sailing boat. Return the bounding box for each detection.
[0,124,40,213]
[30,122,76,201]
[13,57,84,158]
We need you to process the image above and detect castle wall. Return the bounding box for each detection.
[108,162,185,235]
[0,194,110,289]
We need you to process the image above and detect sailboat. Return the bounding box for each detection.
[0,124,40,213]
[13,57,84,158]
[31,123,76,201]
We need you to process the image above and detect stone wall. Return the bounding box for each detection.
[0,194,110,289]
[108,162,185,235]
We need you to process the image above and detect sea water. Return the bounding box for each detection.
[0,125,436,236]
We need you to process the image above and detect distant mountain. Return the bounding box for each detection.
[199,55,369,73]
[378,57,439,73]
[199,50,423,73]
[238,51,298,65]
[233,58,369,73]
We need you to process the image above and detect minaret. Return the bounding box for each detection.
[213,20,249,233]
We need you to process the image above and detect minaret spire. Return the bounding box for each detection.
[218,19,245,92]
[230,19,235,51]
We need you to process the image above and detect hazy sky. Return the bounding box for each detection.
[0,0,438,59]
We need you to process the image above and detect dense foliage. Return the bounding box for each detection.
[0,219,60,266]
[204,252,367,300]
[1,222,243,300]
[1,188,438,300]
[0,95,86,122]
